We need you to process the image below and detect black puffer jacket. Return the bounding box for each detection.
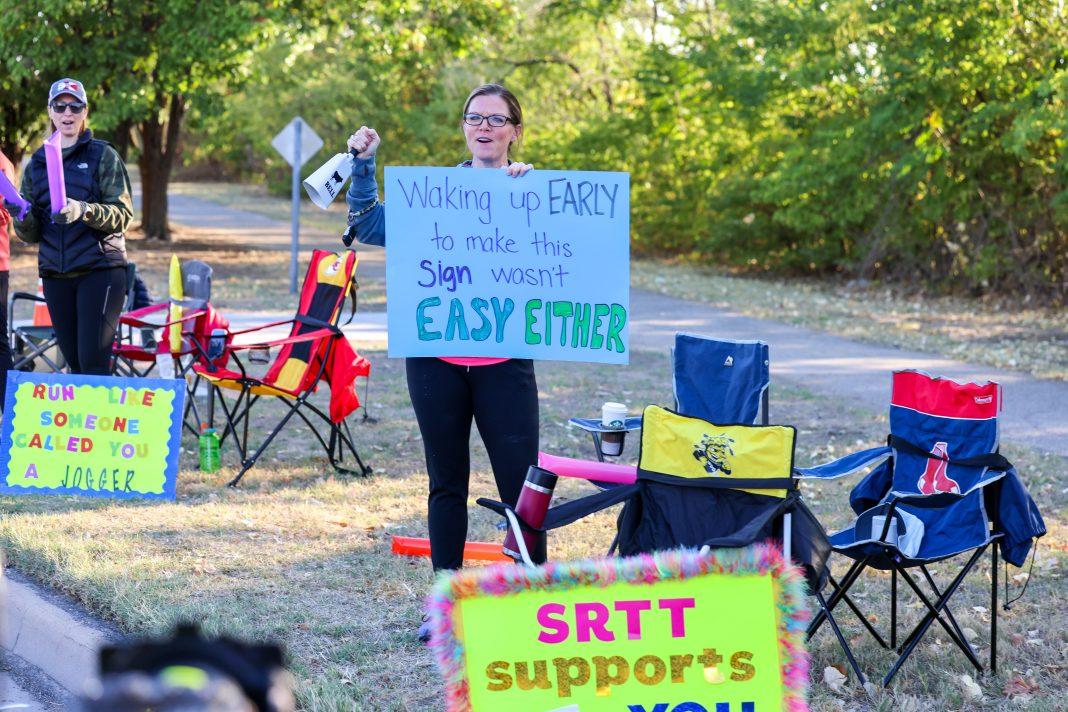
[26,131,128,276]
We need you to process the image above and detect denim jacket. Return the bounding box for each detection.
[343,155,385,247]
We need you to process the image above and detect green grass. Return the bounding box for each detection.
[1,348,1064,710]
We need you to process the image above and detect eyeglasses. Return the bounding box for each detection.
[50,101,86,114]
[463,113,513,128]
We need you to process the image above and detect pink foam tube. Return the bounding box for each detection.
[0,171,29,220]
[537,451,637,485]
[44,132,66,214]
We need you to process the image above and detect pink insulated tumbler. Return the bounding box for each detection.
[502,466,558,562]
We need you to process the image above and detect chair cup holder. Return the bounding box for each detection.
[600,430,626,457]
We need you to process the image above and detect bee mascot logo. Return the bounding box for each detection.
[693,433,736,476]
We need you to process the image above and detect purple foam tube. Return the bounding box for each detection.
[44,132,66,215]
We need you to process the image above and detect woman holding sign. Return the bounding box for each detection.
[11,78,133,376]
[344,84,541,641]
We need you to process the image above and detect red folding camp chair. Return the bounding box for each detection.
[112,260,231,437]
[193,250,372,487]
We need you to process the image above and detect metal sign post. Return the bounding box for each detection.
[271,117,323,293]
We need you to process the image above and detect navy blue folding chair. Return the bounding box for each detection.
[798,370,1046,686]
[673,333,769,424]
[569,334,770,460]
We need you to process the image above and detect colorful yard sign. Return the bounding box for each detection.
[0,372,185,500]
[428,545,809,712]
[384,166,630,364]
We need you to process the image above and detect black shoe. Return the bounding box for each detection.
[417,615,432,644]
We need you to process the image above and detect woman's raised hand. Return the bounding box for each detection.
[505,161,534,177]
[347,126,380,158]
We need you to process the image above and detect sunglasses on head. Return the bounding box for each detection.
[50,101,86,114]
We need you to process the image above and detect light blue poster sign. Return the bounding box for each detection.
[384,167,630,363]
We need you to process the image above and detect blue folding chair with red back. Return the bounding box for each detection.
[568,334,770,461]
[798,370,1046,686]
[193,250,372,487]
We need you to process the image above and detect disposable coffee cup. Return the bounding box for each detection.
[602,402,627,429]
[600,402,628,456]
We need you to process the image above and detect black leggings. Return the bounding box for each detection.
[406,357,543,570]
[43,267,126,375]
[0,271,11,408]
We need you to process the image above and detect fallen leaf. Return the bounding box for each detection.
[959,673,983,701]
[1003,676,1040,696]
[325,519,349,527]
[824,665,848,694]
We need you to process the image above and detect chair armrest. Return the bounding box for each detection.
[10,291,45,305]
[228,326,340,352]
[794,445,892,479]
[120,302,206,329]
[228,319,297,337]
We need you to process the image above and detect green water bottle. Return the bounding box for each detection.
[198,425,221,473]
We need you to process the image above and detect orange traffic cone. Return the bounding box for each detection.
[33,278,51,327]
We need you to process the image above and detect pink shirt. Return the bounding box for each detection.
[439,357,508,367]
[0,150,13,272]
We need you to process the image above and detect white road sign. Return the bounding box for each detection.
[271,117,323,168]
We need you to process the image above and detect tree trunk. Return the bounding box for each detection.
[111,119,133,162]
[137,93,185,241]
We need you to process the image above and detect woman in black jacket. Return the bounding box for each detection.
[11,78,133,375]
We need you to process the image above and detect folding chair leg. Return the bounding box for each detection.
[591,432,606,463]
[895,566,978,665]
[294,400,370,477]
[919,565,973,655]
[991,543,998,675]
[338,420,372,476]
[884,546,986,686]
[228,401,302,488]
[891,568,898,649]
[208,380,216,429]
[809,559,889,648]
[212,385,250,462]
[816,589,867,686]
[184,384,204,439]
[838,580,890,649]
[809,558,867,639]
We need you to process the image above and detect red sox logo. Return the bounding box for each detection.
[917,441,960,495]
